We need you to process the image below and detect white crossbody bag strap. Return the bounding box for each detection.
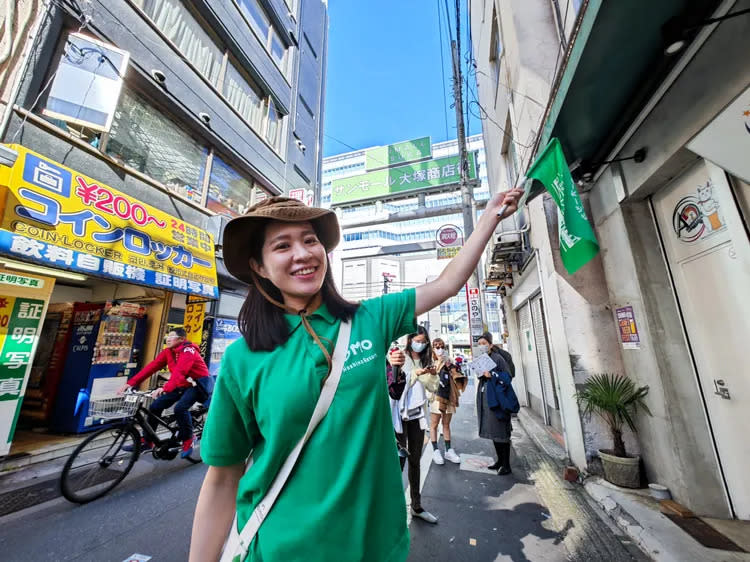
[220,319,352,562]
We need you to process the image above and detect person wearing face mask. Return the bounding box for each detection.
[427,338,467,465]
[388,326,439,524]
[475,331,516,475]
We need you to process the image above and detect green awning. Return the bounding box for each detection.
[537,0,722,176]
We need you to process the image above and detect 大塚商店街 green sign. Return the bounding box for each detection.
[331,152,477,205]
[365,136,432,170]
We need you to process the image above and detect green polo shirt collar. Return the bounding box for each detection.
[284,302,337,333]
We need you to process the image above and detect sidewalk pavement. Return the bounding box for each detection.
[406,379,646,561]
[518,406,750,562]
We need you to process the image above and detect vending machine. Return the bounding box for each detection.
[50,301,147,433]
[205,317,242,378]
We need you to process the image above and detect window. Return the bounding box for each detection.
[236,0,289,74]
[105,87,208,203]
[223,62,265,132]
[222,60,284,153]
[206,154,254,217]
[238,0,270,38]
[269,29,286,69]
[43,33,129,132]
[133,0,222,85]
[265,98,282,150]
[489,6,503,97]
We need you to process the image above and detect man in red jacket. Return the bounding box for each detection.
[117,327,210,458]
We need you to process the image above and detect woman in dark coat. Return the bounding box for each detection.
[475,331,516,475]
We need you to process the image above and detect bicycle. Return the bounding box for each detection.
[59,390,208,504]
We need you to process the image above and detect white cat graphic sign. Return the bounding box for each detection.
[672,180,726,243]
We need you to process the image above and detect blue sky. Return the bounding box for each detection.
[322,0,480,157]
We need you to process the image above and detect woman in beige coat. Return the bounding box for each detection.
[427,338,467,465]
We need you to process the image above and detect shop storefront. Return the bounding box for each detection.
[508,256,561,433]
[647,85,750,519]
[0,144,218,455]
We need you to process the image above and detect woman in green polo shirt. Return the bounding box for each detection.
[189,189,522,562]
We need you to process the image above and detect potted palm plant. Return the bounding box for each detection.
[577,374,651,488]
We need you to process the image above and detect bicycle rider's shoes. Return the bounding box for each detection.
[123,439,153,453]
[180,437,194,459]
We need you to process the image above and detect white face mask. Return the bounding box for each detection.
[434,348,445,357]
[477,344,490,354]
[411,341,427,353]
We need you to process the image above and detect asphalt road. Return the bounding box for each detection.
[0,378,644,561]
[0,451,206,561]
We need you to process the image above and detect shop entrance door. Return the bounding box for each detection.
[517,300,548,423]
[653,161,750,519]
[530,295,560,431]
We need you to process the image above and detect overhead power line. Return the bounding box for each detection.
[436,0,450,139]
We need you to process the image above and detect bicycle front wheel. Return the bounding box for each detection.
[60,424,141,503]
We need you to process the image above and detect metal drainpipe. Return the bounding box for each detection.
[551,0,569,52]
[533,247,571,460]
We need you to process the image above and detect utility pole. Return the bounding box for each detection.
[451,40,474,244]
[449,0,485,354]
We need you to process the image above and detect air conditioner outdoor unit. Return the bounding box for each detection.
[496,231,522,245]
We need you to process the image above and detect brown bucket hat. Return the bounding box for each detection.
[222,196,340,284]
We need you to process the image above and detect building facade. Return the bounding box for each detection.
[471,0,750,520]
[321,135,503,349]
[0,0,328,455]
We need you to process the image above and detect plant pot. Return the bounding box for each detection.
[598,449,641,488]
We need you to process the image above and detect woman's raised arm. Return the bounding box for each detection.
[415,188,523,316]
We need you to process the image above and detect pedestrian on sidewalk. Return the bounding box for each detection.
[189,189,522,562]
[388,327,440,524]
[117,327,210,458]
[476,331,516,475]
[428,338,467,466]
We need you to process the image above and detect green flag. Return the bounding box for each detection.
[525,138,599,274]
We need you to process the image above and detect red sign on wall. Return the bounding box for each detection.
[437,224,463,247]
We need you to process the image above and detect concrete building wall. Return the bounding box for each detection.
[580,7,750,517]
[6,0,328,199]
[523,193,629,467]
[471,0,633,470]
[507,0,559,155]
[589,166,730,517]
[469,0,511,195]
[0,0,45,132]
[473,0,748,518]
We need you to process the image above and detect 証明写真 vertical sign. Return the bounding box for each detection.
[0,268,54,456]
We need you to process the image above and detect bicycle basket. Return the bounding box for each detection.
[88,394,150,420]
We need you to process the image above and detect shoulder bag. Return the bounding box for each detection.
[219,319,352,562]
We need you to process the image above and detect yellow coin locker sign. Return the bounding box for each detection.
[0,145,218,298]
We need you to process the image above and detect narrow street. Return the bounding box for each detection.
[407,379,646,562]
[0,378,646,561]
[0,451,206,561]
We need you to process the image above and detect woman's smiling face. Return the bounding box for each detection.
[252,221,327,308]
